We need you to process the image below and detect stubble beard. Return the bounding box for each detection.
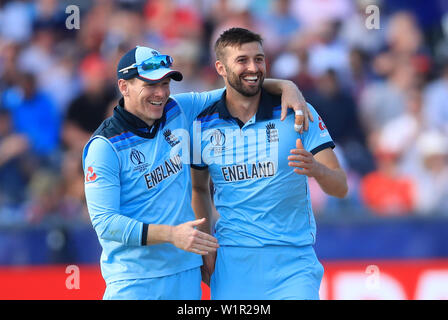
[225,67,264,97]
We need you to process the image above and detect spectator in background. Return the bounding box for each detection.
[26,168,61,224]
[359,60,417,138]
[386,87,425,175]
[0,108,29,210]
[63,54,117,153]
[2,72,60,160]
[58,150,89,222]
[17,22,57,86]
[422,62,448,136]
[39,45,81,115]
[306,69,374,175]
[372,11,431,82]
[359,11,429,139]
[360,126,416,216]
[412,131,448,215]
[0,71,61,221]
[270,30,317,94]
[290,0,354,30]
[27,1,80,114]
[307,19,351,82]
[26,150,89,224]
[77,0,116,55]
[254,0,301,57]
[169,40,215,94]
[304,68,373,215]
[346,47,375,105]
[210,0,260,59]
[144,0,203,46]
[0,41,19,82]
[101,6,146,56]
[0,0,33,44]
[384,11,427,59]
[339,0,385,54]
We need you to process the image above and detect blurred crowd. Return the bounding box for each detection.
[0,0,448,226]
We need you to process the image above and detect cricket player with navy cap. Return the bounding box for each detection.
[82,45,312,299]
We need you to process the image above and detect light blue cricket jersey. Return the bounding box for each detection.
[192,89,335,247]
[82,90,222,284]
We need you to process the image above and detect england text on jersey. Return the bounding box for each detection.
[144,154,183,189]
[221,161,276,182]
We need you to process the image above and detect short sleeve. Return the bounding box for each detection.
[301,103,335,155]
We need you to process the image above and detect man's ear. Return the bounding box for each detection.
[118,79,129,97]
[215,60,227,78]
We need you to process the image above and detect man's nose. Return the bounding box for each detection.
[246,59,259,73]
[153,84,168,97]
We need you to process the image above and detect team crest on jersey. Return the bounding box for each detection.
[130,148,150,173]
[266,122,279,143]
[163,129,180,147]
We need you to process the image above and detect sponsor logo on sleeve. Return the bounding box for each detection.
[318,116,329,137]
[85,166,97,183]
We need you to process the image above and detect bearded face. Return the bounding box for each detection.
[218,42,266,97]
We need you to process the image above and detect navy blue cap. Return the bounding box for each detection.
[117,46,183,83]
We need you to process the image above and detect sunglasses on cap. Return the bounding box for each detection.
[119,55,174,74]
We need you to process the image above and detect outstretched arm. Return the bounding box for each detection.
[146,219,218,255]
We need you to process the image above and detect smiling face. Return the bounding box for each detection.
[118,77,171,126]
[215,41,266,97]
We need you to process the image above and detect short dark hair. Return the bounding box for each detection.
[214,28,263,61]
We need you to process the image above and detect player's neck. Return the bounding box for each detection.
[225,87,261,124]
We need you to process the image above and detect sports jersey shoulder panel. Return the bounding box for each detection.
[195,102,220,120]
[82,135,121,171]
[94,115,149,151]
[171,88,223,113]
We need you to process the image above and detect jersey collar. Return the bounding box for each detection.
[216,88,278,123]
[114,97,167,139]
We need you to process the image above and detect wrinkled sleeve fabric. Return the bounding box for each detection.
[83,137,144,246]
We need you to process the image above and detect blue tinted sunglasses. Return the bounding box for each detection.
[119,55,173,74]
